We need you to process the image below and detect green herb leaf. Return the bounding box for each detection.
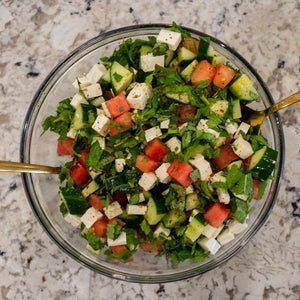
[190,169,200,182]
[106,221,123,240]
[140,219,152,235]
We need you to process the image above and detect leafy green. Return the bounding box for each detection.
[229,198,250,223]
[106,221,123,240]
[190,169,200,182]
[140,219,152,235]
[226,165,244,189]
[168,21,191,39]
[104,248,134,262]
[86,230,106,251]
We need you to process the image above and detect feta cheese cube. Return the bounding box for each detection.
[155,162,171,184]
[86,63,107,83]
[186,185,194,194]
[178,122,188,131]
[153,222,171,238]
[234,122,251,139]
[115,158,126,173]
[212,224,224,238]
[156,29,182,51]
[127,83,153,110]
[107,231,127,247]
[80,207,103,229]
[101,101,112,118]
[72,76,91,90]
[227,219,248,234]
[189,155,212,181]
[139,192,145,203]
[138,172,157,191]
[70,93,88,108]
[202,224,218,239]
[225,119,238,135]
[103,201,123,219]
[92,114,110,136]
[82,83,103,99]
[144,126,162,142]
[232,192,249,201]
[89,170,102,179]
[165,137,181,154]
[217,228,235,245]
[209,171,226,184]
[217,188,230,204]
[160,119,170,129]
[126,204,147,215]
[96,108,105,116]
[92,136,106,149]
[232,136,254,159]
[67,128,77,139]
[140,53,164,72]
[198,237,221,255]
[64,213,81,228]
[197,119,220,138]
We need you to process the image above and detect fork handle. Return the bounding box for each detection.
[266,91,300,117]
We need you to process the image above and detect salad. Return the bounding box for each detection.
[43,23,278,263]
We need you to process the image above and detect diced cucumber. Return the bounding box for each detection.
[197,37,213,62]
[188,144,210,158]
[86,243,101,254]
[232,99,242,119]
[210,100,229,117]
[81,176,101,198]
[177,46,197,66]
[227,160,243,171]
[165,91,189,104]
[90,96,105,107]
[230,173,253,199]
[144,196,167,225]
[140,45,152,56]
[247,146,278,180]
[165,49,175,66]
[211,136,227,148]
[110,61,133,95]
[229,74,259,101]
[100,68,111,90]
[211,53,226,67]
[184,213,207,242]
[185,193,200,211]
[118,211,143,228]
[72,103,97,130]
[162,209,187,228]
[180,59,198,82]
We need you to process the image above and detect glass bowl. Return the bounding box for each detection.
[20,24,284,283]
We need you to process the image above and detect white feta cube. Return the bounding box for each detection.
[139,192,145,203]
[67,128,77,139]
[155,162,171,184]
[178,122,188,131]
[64,213,82,228]
[92,114,110,136]
[197,119,220,138]
[165,137,181,154]
[186,185,194,194]
[153,222,171,238]
[80,207,103,229]
[209,171,226,184]
[232,192,249,201]
[227,219,248,234]
[126,204,147,215]
[217,228,235,245]
[127,83,153,110]
[72,76,91,90]
[92,136,106,150]
[103,201,123,219]
[234,122,251,139]
[138,172,157,191]
[101,101,112,118]
[160,119,170,129]
[140,53,165,72]
[89,170,102,179]
[156,29,182,51]
[144,126,162,142]
[82,83,103,99]
[212,224,224,238]
[189,155,212,181]
[198,237,221,255]
[96,108,105,116]
[86,63,107,83]
[225,119,238,135]
[217,188,230,204]
[70,93,89,108]
[232,136,254,159]
[202,224,218,239]
[107,231,127,247]
[115,158,126,173]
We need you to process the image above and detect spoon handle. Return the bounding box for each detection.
[0,160,61,174]
[266,91,300,117]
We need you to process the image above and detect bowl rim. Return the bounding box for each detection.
[20,23,285,283]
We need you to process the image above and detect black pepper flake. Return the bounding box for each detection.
[277,59,285,69]
[292,198,300,218]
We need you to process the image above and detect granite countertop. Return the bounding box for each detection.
[0,0,299,299]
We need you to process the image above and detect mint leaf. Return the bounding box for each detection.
[226,165,243,189]
[86,230,106,251]
[229,198,250,223]
[190,169,200,182]
[106,221,123,240]
[113,72,123,82]
[140,219,152,235]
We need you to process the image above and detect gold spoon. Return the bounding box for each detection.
[0,92,299,174]
[241,90,300,127]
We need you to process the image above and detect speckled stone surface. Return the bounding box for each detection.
[0,0,299,299]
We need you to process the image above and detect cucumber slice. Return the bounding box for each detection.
[229,74,259,101]
[90,96,105,107]
[140,45,152,56]
[144,196,167,225]
[72,103,97,130]
[188,144,210,158]
[247,146,278,180]
[165,91,189,104]
[110,61,133,95]
[184,213,207,242]
[227,160,243,171]
[118,211,143,228]
[177,47,197,66]
[81,176,101,198]
[197,37,213,61]
[185,193,200,211]
[211,136,227,148]
[232,99,242,119]
[162,209,187,228]
[100,69,111,90]
[165,49,175,66]
[180,59,198,82]
[211,53,225,67]
[210,100,229,117]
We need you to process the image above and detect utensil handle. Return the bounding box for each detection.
[0,160,61,174]
[266,91,300,117]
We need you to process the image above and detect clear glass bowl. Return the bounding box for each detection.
[20,24,285,283]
